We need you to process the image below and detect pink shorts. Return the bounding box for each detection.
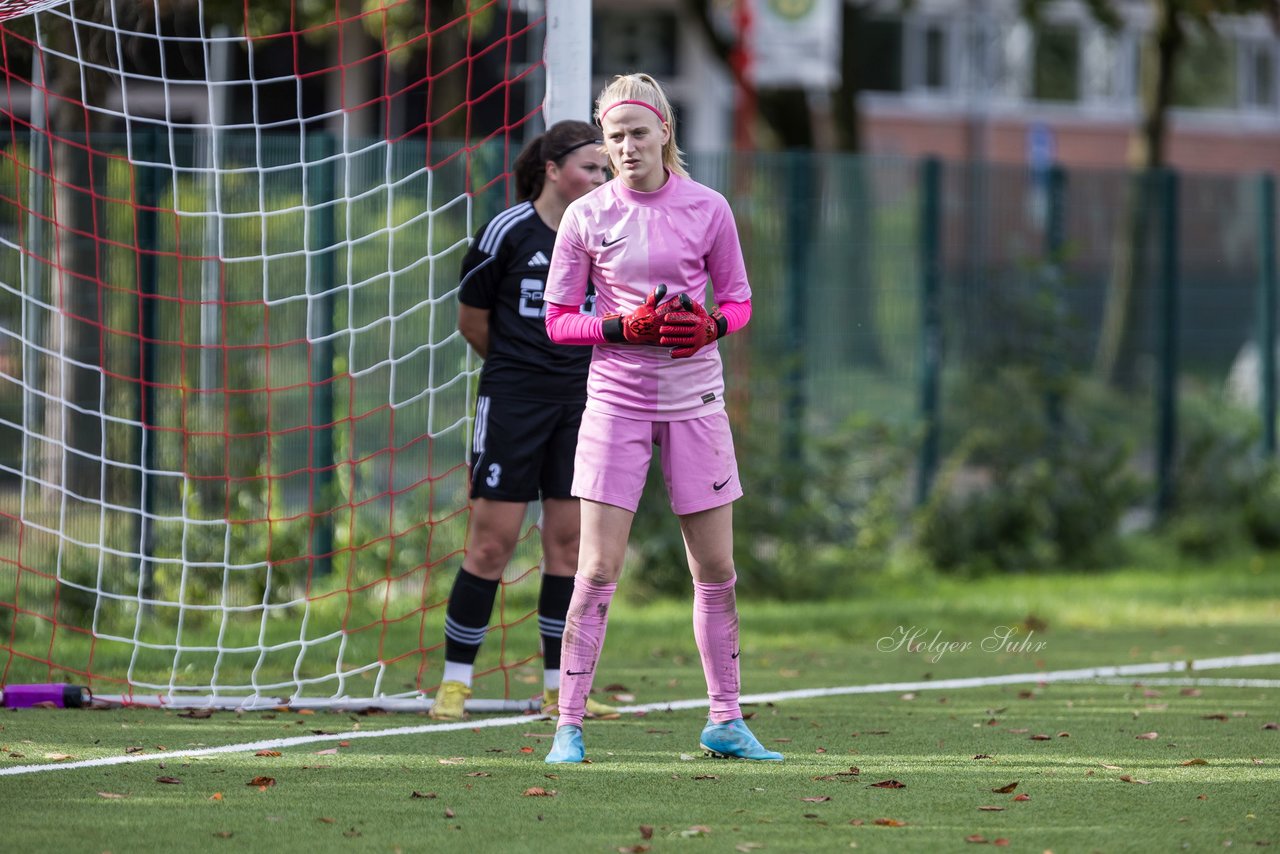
[572,408,743,515]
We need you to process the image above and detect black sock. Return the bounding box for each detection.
[443,567,500,664]
[538,574,575,671]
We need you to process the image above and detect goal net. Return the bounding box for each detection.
[0,0,573,710]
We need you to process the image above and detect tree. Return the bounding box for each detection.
[1078,0,1279,385]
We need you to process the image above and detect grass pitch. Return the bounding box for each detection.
[2,552,1278,852]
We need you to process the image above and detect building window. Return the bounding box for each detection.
[592,9,677,78]
[1241,40,1276,111]
[856,17,904,93]
[1172,31,1237,109]
[924,22,948,90]
[1032,24,1080,102]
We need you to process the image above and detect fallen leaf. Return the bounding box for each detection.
[639,825,654,840]
[801,796,832,802]
[616,847,650,854]
[155,776,182,784]
[1202,714,1228,721]
[1029,734,1052,741]
[465,772,490,778]
[973,754,993,760]
[1013,793,1031,802]
[247,776,275,787]
[444,808,455,818]
[978,806,1005,812]
[991,782,1019,794]
[43,753,73,761]
[993,839,1010,847]
[1135,732,1159,740]
[965,834,989,843]
[693,774,718,781]
[869,779,906,789]
[735,845,765,853]
[1119,775,1152,785]
[519,747,534,754]
[410,791,437,799]
[1262,722,1278,730]
[523,787,556,797]
[255,750,281,757]
[178,709,213,719]
[1179,758,1209,766]
[342,828,360,838]
[438,757,467,765]
[97,791,129,799]
[1057,732,1071,738]
[209,792,223,801]
[317,817,335,824]
[212,831,233,839]
[124,746,145,755]
[1100,763,1122,770]
[873,818,906,827]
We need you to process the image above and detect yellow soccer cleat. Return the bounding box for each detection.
[428,680,471,721]
[542,687,619,718]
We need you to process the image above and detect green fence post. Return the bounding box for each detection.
[1260,173,1277,458]
[1155,169,1179,519]
[917,157,942,505]
[784,150,810,466]
[137,128,162,601]
[307,133,337,579]
[1044,165,1066,430]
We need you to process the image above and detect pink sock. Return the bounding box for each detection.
[556,577,616,729]
[693,575,742,723]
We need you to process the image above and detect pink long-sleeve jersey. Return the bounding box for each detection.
[543,172,752,420]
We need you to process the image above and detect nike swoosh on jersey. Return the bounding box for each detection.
[601,234,627,247]
[713,477,732,491]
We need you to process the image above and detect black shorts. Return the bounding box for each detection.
[469,394,585,502]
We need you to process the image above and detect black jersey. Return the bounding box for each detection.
[458,201,594,402]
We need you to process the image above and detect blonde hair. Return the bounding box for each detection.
[594,73,688,179]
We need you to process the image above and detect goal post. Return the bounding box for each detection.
[0,0,587,711]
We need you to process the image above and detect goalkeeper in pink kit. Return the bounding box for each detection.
[541,72,782,764]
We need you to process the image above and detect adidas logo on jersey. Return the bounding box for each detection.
[527,251,550,267]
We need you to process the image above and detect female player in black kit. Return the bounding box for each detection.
[430,121,615,720]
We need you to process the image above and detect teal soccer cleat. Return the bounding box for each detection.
[699,718,784,761]
[544,725,585,764]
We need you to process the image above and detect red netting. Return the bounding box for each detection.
[0,0,550,707]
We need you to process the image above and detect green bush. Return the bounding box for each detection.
[916,366,1142,573]
[625,415,914,601]
[1167,394,1279,557]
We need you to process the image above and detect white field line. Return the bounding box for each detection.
[2,651,1277,778]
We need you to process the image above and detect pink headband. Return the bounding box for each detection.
[600,99,666,123]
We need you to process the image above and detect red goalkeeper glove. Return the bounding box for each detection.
[602,283,668,344]
[658,294,727,359]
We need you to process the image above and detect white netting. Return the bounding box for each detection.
[0,0,552,707]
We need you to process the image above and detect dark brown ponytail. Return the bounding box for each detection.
[514,120,602,201]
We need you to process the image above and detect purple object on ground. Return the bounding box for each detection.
[1,683,92,708]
